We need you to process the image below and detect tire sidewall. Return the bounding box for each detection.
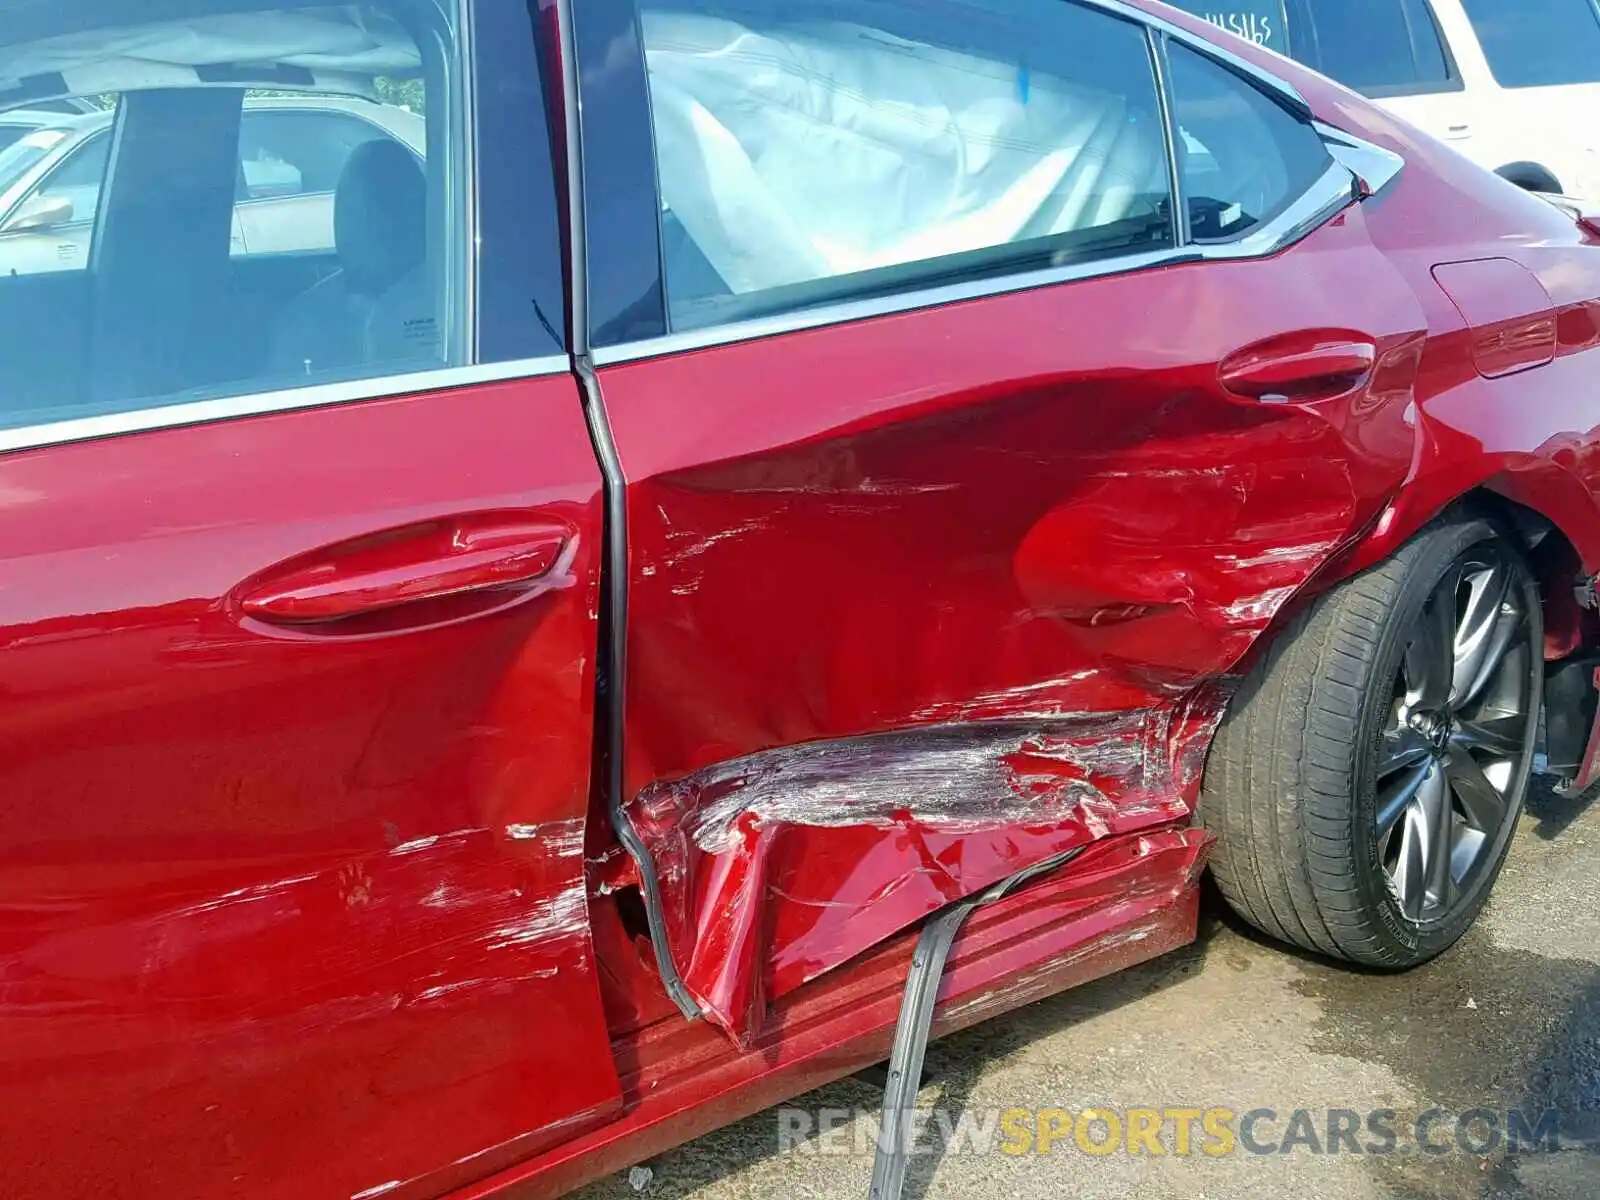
[1348,519,1543,960]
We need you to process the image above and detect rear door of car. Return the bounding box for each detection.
[0,4,619,1199]
[573,0,1432,1042]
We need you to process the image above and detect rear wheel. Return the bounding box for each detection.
[1200,517,1542,967]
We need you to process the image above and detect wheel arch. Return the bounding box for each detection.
[1495,161,1564,194]
[1320,460,1599,662]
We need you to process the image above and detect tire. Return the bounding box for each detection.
[1199,516,1543,967]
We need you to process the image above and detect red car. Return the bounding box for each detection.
[2,0,1597,1196]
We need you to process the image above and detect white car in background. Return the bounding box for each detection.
[1171,0,1600,199]
[0,94,424,275]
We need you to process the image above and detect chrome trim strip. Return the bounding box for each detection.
[600,161,1360,367]
[1146,27,1189,247]
[1196,162,1356,260]
[0,357,570,454]
[1314,120,1406,198]
[458,0,482,362]
[594,247,1193,365]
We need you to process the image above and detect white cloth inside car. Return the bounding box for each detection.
[641,9,1165,296]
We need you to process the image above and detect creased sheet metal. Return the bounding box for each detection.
[627,694,1224,1041]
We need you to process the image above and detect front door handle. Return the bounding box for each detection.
[1219,336,1378,404]
[238,513,572,626]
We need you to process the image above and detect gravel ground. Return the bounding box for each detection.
[576,781,1600,1200]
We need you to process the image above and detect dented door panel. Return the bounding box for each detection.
[599,206,1430,1039]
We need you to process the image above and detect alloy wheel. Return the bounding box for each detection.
[1374,545,1538,923]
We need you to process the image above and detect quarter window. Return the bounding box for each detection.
[640,0,1176,332]
[1166,40,1333,241]
[1460,0,1600,88]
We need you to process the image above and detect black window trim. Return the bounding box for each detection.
[575,0,1401,365]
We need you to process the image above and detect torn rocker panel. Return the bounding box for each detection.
[625,692,1225,1041]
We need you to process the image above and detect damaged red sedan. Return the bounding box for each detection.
[3,0,1599,1196]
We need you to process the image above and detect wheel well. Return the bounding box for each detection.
[1495,161,1564,194]
[1459,488,1592,658]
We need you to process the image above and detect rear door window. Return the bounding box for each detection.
[1460,0,1600,88]
[638,0,1176,333]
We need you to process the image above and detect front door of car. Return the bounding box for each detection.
[574,0,1431,1040]
[0,5,620,1199]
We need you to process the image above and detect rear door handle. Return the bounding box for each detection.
[1446,124,1472,140]
[238,513,572,626]
[1219,337,1378,404]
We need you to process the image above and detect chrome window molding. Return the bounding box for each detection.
[1196,161,1359,261]
[0,357,570,454]
[455,0,481,362]
[1315,121,1407,198]
[1146,25,1190,247]
[593,247,1196,366]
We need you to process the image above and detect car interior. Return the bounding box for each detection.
[0,0,451,431]
[643,0,1176,331]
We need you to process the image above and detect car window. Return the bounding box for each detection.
[1167,3,1292,54]
[1166,40,1333,241]
[0,2,460,432]
[1301,0,1454,95]
[37,132,111,224]
[239,109,412,201]
[1460,0,1600,88]
[640,0,1176,333]
[0,125,74,196]
[0,123,37,153]
[233,105,424,260]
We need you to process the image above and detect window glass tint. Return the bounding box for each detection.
[1167,40,1332,240]
[40,132,111,224]
[0,119,112,276]
[234,105,424,260]
[1461,0,1600,88]
[0,123,37,153]
[1304,0,1452,94]
[0,3,459,432]
[0,124,75,196]
[239,108,411,200]
[640,0,1175,332]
